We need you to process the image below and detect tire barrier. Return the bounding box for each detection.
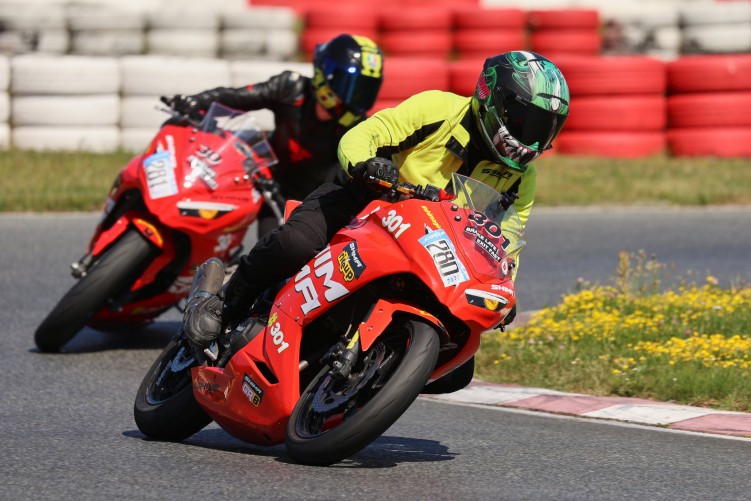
[380,7,453,59]
[0,4,299,61]
[666,54,751,157]
[452,7,526,61]
[10,55,121,152]
[448,58,486,98]
[119,55,231,152]
[0,55,8,148]
[0,1,749,158]
[376,57,449,102]
[553,55,667,157]
[528,9,601,56]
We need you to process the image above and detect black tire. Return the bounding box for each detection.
[34,229,157,353]
[285,318,440,466]
[133,335,212,441]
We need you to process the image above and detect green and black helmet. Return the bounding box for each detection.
[471,51,570,172]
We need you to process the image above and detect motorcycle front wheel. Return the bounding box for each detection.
[34,229,157,353]
[285,317,440,466]
[133,334,212,441]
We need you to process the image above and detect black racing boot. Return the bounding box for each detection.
[183,293,225,348]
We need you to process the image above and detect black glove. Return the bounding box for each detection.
[164,93,211,115]
[349,157,399,186]
[498,191,519,210]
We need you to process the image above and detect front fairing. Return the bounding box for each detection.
[138,103,278,234]
[443,173,526,281]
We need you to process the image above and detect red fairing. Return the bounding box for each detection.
[74,103,278,328]
[193,175,521,444]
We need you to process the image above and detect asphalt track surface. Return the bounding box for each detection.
[3,208,751,500]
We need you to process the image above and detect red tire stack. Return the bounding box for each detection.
[452,7,526,61]
[370,57,449,114]
[527,9,601,59]
[379,7,453,59]
[300,3,380,60]
[666,54,751,157]
[553,56,667,158]
[448,58,485,98]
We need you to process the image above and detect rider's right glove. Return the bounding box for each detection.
[348,157,399,186]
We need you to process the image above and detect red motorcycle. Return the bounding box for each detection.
[134,172,525,465]
[35,103,283,353]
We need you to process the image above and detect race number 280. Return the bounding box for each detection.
[418,229,469,287]
[425,240,459,278]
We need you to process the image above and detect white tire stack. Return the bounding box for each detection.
[10,55,121,152]
[119,55,231,151]
[66,5,145,57]
[219,6,299,61]
[0,55,9,148]
[595,2,681,59]
[145,8,220,58]
[0,3,69,55]
[680,1,751,54]
[229,60,311,131]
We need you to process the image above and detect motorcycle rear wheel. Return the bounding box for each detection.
[285,317,439,466]
[133,335,212,441]
[34,229,157,353]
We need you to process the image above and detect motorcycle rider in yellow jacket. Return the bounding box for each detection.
[337,88,537,230]
[184,50,570,394]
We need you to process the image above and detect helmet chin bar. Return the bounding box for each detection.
[492,123,542,167]
[475,110,527,172]
[313,82,361,126]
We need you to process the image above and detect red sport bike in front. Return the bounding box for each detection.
[134,172,526,466]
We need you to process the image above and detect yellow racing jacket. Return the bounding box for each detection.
[337,90,536,229]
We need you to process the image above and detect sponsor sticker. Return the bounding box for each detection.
[419,229,469,287]
[143,151,178,199]
[242,373,264,406]
[337,241,366,282]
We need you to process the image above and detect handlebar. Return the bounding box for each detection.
[369,177,452,203]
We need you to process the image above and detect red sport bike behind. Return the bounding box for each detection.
[35,102,282,353]
[134,172,525,466]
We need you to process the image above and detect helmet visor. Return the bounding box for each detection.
[327,64,382,114]
[496,90,567,150]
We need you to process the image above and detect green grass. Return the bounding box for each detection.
[475,252,751,412]
[1,149,750,212]
[534,154,751,206]
[0,149,132,212]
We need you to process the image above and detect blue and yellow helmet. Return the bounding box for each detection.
[312,34,384,127]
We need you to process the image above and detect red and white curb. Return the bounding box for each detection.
[422,380,751,438]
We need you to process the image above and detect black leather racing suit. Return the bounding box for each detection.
[196,71,362,236]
